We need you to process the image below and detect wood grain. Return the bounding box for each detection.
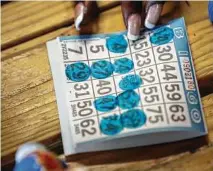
[1,1,209,61]
[1,27,72,61]
[1,6,213,157]
[68,146,213,171]
[2,7,213,100]
[66,94,213,171]
[1,2,213,169]
[177,1,209,25]
[1,1,119,50]
[1,2,73,49]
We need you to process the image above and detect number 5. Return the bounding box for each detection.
[143,86,157,95]
[145,94,159,103]
[165,84,180,92]
[133,39,148,50]
[90,45,104,53]
[77,100,92,108]
[149,115,164,123]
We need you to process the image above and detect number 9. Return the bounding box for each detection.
[167,93,181,101]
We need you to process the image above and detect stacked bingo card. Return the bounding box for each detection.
[47,18,207,155]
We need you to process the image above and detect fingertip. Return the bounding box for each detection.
[121,1,143,28]
[144,19,155,29]
[127,32,139,41]
[145,3,163,29]
[74,2,86,30]
[75,11,84,31]
[127,14,141,41]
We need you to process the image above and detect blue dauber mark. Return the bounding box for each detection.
[100,114,123,136]
[94,95,117,112]
[106,35,128,53]
[114,58,134,74]
[120,109,146,129]
[150,27,174,45]
[116,90,140,109]
[65,62,91,82]
[119,74,142,91]
[91,60,114,79]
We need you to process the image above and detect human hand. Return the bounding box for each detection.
[121,1,164,40]
[74,1,165,40]
[74,1,99,30]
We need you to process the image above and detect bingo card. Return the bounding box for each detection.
[47,18,207,155]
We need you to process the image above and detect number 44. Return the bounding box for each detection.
[161,64,177,81]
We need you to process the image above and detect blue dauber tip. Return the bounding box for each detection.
[15,143,46,163]
[14,143,47,171]
[209,1,213,22]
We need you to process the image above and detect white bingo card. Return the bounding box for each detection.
[47,18,207,155]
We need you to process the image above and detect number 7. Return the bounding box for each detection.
[68,46,83,54]
[147,106,162,113]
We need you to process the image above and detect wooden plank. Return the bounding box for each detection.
[66,94,213,171]
[1,1,209,60]
[1,6,213,149]
[67,146,213,171]
[1,3,213,168]
[177,1,209,24]
[1,93,213,168]
[2,7,213,99]
[1,1,119,50]
[1,27,72,61]
[1,2,73,49]
[1,1,40,13]
[159,1,209,25]
[187,20,213,96]
[145,147,213,171]
[1,1,208,52]
[2,2,61,25]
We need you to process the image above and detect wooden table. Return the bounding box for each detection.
[1,1,213,170]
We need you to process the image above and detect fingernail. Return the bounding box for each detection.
[145,4,163,29]
[75,2,87,31]
[127,14,141,41]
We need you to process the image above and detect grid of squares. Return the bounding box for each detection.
[63,27,191,143]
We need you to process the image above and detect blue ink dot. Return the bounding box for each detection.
[150,27,174,45]
[100,114,123,136]
[94,95,117,112]
[114,58,134,74]
[91,60,114,79]
[106,35,128,53]
[119,74,142,90]
[116,90,140,109]
[65,62,91,82]
[120,109,147,129]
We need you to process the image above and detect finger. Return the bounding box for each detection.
[74,1,99,30]
[145,1,165,29]
[121,1,143,40]
[158,2,179,25]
